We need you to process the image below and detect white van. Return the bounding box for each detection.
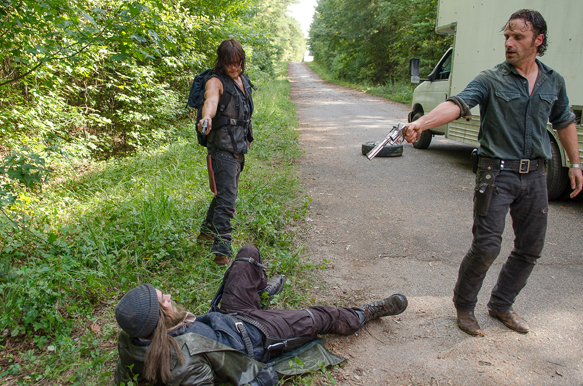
[408,0,583,200]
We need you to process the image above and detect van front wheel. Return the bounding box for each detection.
[411,113,432,149]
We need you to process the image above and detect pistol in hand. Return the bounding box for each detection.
[366,123,405,160]
[201,119,209,135]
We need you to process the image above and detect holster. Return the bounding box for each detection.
[474,183,496,217]
[471,149,478,174]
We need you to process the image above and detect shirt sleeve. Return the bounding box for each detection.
[455,71,490,110]
[549,74,576,130]
[177,358,215,386]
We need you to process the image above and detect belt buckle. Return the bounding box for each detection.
[519,159,530,173]
[235,321,243,333]
[230,118,237,126]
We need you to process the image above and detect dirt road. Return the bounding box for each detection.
[288,62,583,386]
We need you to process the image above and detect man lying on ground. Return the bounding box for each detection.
[114,245,408,386]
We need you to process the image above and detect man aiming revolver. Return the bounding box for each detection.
[404,9,582,337]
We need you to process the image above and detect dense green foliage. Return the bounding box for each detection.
[0,66,315,384]
[309,0,452,85]
[0,0,308,382]
[0,0,305,158]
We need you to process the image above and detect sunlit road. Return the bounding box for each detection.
[289,61,583,386]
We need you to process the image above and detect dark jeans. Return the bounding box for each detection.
[220,246,361,340]
[453,168,548,312]
[201,149,244,257]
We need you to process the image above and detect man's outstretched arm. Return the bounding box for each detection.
[403,101,461,143]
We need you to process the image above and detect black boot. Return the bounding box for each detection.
[258,274,285,309]
[356,294,408,325]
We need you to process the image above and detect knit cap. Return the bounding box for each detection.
[115,283,160,338]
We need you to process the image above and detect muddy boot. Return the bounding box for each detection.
[356,294,408,326]
[258,274,285,309]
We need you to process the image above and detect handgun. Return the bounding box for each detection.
[366,123,405,160]
[201,119,209,135]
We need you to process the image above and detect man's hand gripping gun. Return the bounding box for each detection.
[366,123,405,160]
[201,119,210,134]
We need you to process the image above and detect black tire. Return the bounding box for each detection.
[546,137,570,201]
[411,112,432,149]
[362,141,403,157]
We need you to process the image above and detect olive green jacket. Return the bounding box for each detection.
[115,331,344,386]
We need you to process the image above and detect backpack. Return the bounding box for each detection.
[187,69,256,148]
[187,69,216,147]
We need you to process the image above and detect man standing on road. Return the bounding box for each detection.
[196,39,255,265]
[404,9,582,336]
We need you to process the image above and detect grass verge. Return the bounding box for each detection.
[306,61,415,105]
[0,64,316,385]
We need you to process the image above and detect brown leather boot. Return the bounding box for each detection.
[456,310,485,336]
[488,308,529,333]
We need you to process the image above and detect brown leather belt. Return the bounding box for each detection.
[478,158,545,174]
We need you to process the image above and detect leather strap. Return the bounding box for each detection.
[234,257,268,269]
[479,157,545,173]
[226,314,254,358]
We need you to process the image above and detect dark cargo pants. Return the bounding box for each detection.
[220,246,361,341]
[201,149,244,257]
[453,168,548,312]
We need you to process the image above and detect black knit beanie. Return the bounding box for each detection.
[115,283,160,338]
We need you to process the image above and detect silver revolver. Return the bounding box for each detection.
[366,123,406,160]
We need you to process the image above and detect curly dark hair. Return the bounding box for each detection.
[214,39,246,77]
[502,9,548,56]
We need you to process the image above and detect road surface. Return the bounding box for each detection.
[289,61,583,386]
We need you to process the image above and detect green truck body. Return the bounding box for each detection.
[409,0,583,200]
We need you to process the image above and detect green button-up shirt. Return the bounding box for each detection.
[456,60,575,160]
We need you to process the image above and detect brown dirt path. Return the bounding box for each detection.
[288,62,583,386]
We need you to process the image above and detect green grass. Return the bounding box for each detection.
[306,61,415,105]
[0,63,317,384]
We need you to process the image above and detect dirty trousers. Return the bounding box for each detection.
[453,168,548,312]
[220,248,361,340]
[201,149,244,257]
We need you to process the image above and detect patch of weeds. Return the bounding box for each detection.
[0,63,315,384]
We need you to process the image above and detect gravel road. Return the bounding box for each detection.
[288,61,583,386]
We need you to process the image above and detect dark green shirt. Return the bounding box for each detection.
[456,60,575,160]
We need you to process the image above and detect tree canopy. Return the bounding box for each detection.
[309,0,452,84]
[0,0,306,157]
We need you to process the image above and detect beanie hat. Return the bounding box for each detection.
[115,283,160,338]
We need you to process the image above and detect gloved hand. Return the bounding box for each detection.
[248,364,279,386]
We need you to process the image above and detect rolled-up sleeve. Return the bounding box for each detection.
[550,75,576,130]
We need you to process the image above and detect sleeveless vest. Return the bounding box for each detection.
[208,73,254,154]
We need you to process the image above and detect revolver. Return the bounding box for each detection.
[366,123,406,160]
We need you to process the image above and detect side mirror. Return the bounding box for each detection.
[409,58,420,84]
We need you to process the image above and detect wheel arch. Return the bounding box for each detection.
[408,104,424,122]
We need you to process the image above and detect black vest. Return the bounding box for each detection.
[208,73,254,154]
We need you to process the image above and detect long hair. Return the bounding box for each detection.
[502,9,548,56]
[213,39,246,77]
[143,305,187,384]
